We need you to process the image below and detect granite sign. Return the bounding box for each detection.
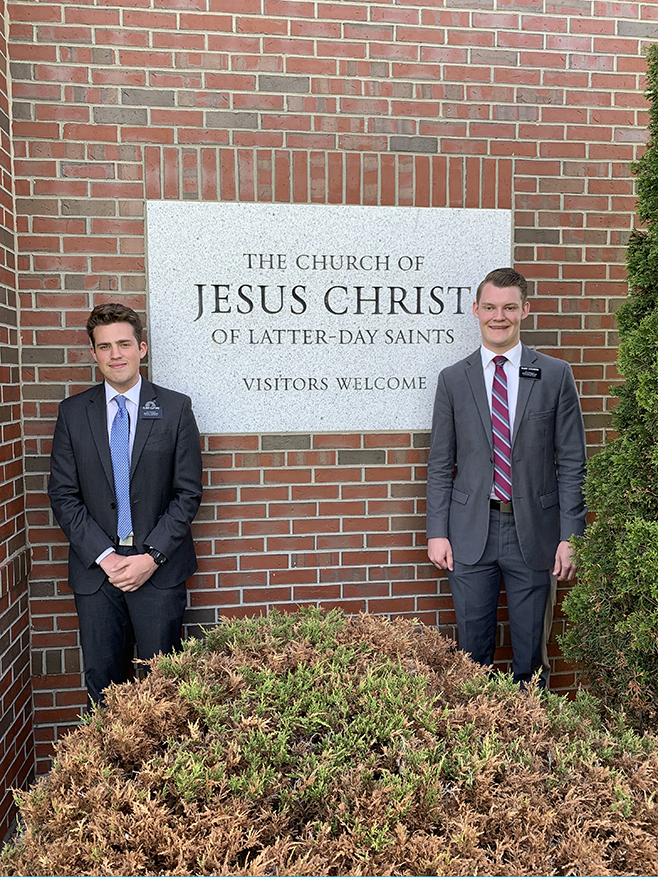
[146,203,512,433]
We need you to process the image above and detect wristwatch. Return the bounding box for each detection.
[146,547,168,565]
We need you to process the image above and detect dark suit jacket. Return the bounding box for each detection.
[426,344,586,571]
[49,379,203,594]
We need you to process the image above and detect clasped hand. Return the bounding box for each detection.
[98,551,157,592]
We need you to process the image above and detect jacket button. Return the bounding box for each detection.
[110,502,116,509]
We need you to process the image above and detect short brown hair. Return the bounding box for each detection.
[476,268,528,304]
[87,303,144,347]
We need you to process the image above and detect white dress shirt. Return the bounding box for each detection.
[104,377,141,457]
[96,377,142,563]
[480,342,522,499]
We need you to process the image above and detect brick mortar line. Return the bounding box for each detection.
[6,41,647,59]
[11,37,643,58]
[9,109,647,123]
[7,75,648,98]
[11,120,643,141]
[7,8,648,30]
[10,64,644,82]
[7,72,648,95]
[7,13,644,28]
[11,121,646,132]
[6,0,636,9]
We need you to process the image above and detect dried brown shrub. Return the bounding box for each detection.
[3,609,658,876]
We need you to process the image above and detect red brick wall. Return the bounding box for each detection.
[0,0,33,836]
[6,0,650,769]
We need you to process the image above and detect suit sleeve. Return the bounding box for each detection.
[48,407,115,568]
[143,396,203,557]
[426,370,457,540]
[555,364,587,541]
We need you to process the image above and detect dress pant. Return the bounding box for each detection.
[540,573,558,687]
[448,508,551,686]
[74,548,187,708]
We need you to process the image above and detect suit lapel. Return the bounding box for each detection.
[86,384,115,492]
[464,350,493,452]
[131,378,156,476]
[512,344,538,448]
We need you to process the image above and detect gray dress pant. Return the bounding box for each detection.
[448,508,551,686]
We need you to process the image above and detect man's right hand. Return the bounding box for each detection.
[98,550,156,592]
[428,537,454,571]
[98,551,120,577]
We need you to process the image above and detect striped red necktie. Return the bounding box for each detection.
[492,355,512,502]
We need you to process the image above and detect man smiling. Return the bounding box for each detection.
[48,303,203,707]
[426,268,586,687]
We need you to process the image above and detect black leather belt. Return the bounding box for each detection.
[490,499,513,514]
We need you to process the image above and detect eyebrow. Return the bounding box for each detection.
[96,338,134,345]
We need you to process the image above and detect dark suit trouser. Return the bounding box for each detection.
[448,509,551,686]
[74,557,187,708]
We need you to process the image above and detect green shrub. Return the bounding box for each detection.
[3,609,658,876]
[561,44,658,724]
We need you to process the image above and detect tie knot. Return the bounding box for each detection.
[493,355,507,367]
[114,395,127,410]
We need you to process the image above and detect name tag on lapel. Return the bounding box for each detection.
[140,400,163,419]
[519,367,541,380]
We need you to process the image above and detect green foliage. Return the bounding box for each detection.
[562,44,658,724]
[161,609,451,813]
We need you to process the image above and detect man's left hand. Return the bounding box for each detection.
[553,540,577,581]
[107,554,157,592]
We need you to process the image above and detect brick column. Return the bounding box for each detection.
[0,0,32,838]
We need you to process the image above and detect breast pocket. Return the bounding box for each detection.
[143,425,174,446]
[144,436,170,448]
[528,409,554,420]
[141,432,175,461]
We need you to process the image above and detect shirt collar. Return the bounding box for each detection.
[104,376,142,407]
[480,341,523,370]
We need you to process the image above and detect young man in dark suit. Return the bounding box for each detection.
[426,268,586,686]
[49,303,203,707]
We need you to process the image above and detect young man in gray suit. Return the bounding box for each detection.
[49,303,203,707]
[426,268,586,686]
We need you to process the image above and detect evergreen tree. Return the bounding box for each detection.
[562,44,658,723]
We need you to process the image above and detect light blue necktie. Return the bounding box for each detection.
[110,395,132,539]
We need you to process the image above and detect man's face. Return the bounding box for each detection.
[90,322,147,392]
[473,283,530,353]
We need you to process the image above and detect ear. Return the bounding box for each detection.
[139,341,148,360]
[472,300,479,317]
[90,344,98,363]
[521,300,530,320]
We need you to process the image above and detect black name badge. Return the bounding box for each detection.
[519,367,541,380]
[141,401,163,419]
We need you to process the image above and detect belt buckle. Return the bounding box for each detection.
[491,499,514,515]
[118,535,134,546]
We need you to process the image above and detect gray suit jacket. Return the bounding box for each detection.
[426,344,586,570]
[49,379,203,594]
